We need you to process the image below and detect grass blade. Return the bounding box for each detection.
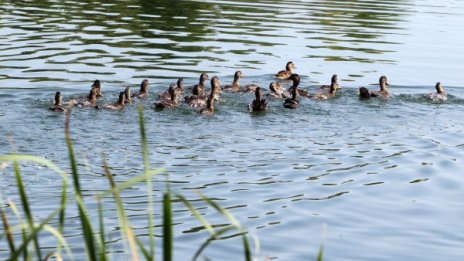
[163,190,173,261]
[97,197,108,261]
[138,102,156,259]
[65,110,98,261]
[316,244,324,261]
[102,158,139,261]
[0,204,15,252]
[176,194,214,235]
[12,160,42,260]
[192,226,235,261]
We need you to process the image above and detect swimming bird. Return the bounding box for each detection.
[320,74,340,90]
[132,79,149,99]
[155,86,179,109]
[88,80,102,98]
[248,87,268,112]
[192,73,209,95]
[49,91,73,112]
[224,71,242,92]
[311,75,339,100]
[78,87,99,108]
[266,82,287,98]
[276,61,296,79]
[358,76,390,99]
[185,76,221,107]
[198,90,216,116]
[159,78,184,101]
[103,92,125,110]
[426,82,447,102]
[287,73,310,98]
[284,79,300,109]
[124,87,133,104]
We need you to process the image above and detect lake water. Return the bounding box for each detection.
[1,0,464,260]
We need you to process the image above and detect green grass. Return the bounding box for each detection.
[0,105,323,260]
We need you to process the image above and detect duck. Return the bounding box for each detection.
[78,87,99,108]
[88,80,103,98]
[198,91,216,116]
[192,73,209,95]
[276,61,296,79]
[266,82,290,99]
[159,78,184,101]
[103,92,125,110]
[311,75,339,100]
[185,76,221,107]
[426,82,447,102]
[155,85,180,109]
[241,83,261,93]
[287,73,310,98]
[358,87,372,99]
[132,79,149,99]
[284,82,300,109]
[124,87,133,104]
[320,74,340,90]
[358,76,390,99]
[49,91,74,112]
[248,87,268,112]
[224,71,242,92]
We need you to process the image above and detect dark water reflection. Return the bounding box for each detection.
[1,0,464,260]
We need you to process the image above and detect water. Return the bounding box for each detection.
[1,0,464,260]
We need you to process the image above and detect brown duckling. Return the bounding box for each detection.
[103,92,125,110]
[185,76,221,107]
[358,87,372,99]
[224,71,242,92]
[132,79,149,99]
[266,82,287,99]
[86,80,102,98]
[155,86,179,109]
[320,74,340,90]
[283,82,300,109]
[124,87,133,104]
[287,73,310,98]
[311,76,338,100]
[358,76,390,99]
[248,87,268,112]
[49,91,74,112]
[192,73,209,95]
[78,87,99,108]
[276,61,296,79]
[159,78,184,101]
[198,91,215,116]
[426,82,447,102]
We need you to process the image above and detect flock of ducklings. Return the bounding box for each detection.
[49,61,448,114]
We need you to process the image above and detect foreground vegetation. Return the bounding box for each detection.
[0,105,322,260]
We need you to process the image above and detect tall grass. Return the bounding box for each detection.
[0,105,281,260]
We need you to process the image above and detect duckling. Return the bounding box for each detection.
[311,76,338,100]
[124,87,133,104]
[358,76,390,99]
[320,74,340,90]
[426,82,447,102]
[103,92,125,110]
[185,76,221,107]
[132,79,149,99]
[276,61,296,79]
[266,82,288,99]
[192,73,209,95]
[155,86,179,109]
[78,87,99,108]
[198,91,215,116]
[287,73,310,98]
[88,80,102,98]
[224,71,242,92]
[284,83,299,109]
[242,84,260,93]
[248,87,268,112]
[49,91,73,112]
[158,78,184,101]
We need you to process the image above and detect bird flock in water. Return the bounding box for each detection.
[49,61,448,114]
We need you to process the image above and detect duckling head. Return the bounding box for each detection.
[286,61,296,70]
[435,82,446,94]
[177,78,184,89]
[140,79,149,93]
[200,73,209,83]
[255,86,263,101]
[54,91,62,106]
[124,86,131,98]
[379,76,388,90]
[290,73,300,87]
[118,91,126,105]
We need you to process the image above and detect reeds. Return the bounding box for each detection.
[0,105,272,260]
